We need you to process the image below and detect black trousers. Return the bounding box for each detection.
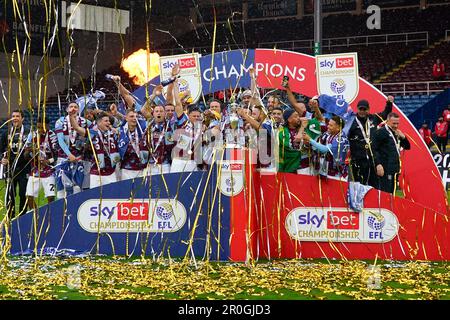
[350,159,377,188]
[5,172,28,218]
[436,136,447,153]
[376,171,397,194]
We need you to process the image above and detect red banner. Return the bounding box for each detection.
[254,49,447,214]
[231,172,450,261]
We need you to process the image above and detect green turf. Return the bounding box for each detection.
[0,179,48,219]
[1,180,449,300]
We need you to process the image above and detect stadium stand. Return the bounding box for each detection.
[11,2,448,130]
[378,40,450,85]
[159,6,450,52]
[394,94,438,116]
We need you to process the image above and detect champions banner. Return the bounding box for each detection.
[137,49,446,215]
[200,49,254,94]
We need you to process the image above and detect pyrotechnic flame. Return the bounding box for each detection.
[121,49,160,85]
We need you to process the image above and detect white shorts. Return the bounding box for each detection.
[326,174,348,182]
[26,175,56,198]
[90,173,117,188]
[144,163,171,176]
[170,158,198,173]
[121,169,143,181]
[257,166,277,175]
[297,167,315,175]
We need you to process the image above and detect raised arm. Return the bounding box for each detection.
[249,68,262,107]
[111,75,135,110]
[285,84,306,116]
[141,85,164,120]
[237,107,261,131]
[309,99,324,122]
[109,103,125,125]
[165,64,180,106]
[69,114,87,137]
[173,78,184,118]
[375,95,394,125]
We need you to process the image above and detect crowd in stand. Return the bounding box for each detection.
[1,65,411,218]
[417,102,450,152]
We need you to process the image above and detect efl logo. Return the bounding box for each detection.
[179,57,196,69]
[117,202,149,220]
[336,57,354,68]
[327,211,359,230]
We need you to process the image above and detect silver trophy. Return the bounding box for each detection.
[229,103,239,129]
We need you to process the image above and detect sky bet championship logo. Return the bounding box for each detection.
[159,53,202,103]
[219,161,244,197]
[316,53,359,103]
[285,207,399,243]
[161,57,197,70]
[77,199,187,233]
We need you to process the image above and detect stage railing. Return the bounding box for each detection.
[374,80,450,95]
[258,31,429,50]
[155,31,430,55]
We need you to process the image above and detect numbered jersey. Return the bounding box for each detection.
[26,130,58,178]
[313,132,350,178]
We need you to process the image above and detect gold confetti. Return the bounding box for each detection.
[0,257,448,300]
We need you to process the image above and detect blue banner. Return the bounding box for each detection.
[10,170,231,260]
[120,75,166,113]
[409,88,450,129]
[199,49,255,95]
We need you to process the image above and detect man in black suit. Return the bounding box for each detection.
[347,96,393,187]
[0,110,31,218]
[372,112,411,194]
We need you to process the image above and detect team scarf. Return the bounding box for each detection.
[55,160,85,190]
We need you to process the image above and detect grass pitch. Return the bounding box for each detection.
[0,181,449,300]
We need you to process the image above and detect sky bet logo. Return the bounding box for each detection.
[327,211,359,230]
[298,212,325,228]
[221,163,243,171]
[79,199,187,233]
[162,57,196,69]
[89,202,149,220]
[299,211,359,229]
[320,57,354,69]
